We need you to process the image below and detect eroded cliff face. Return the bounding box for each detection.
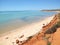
[17,13,60,45]
[49,28,60,45]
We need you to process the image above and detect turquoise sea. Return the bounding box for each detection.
[0,10,56,34]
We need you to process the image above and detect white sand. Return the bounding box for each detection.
[0,16,54,45]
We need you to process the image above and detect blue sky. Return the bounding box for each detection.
[0,0,60,11]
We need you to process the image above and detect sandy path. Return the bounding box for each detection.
[0,16,54,45]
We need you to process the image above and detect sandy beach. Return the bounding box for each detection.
[0,16,54,45]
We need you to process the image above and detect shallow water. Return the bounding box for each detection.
[0,10,56,34]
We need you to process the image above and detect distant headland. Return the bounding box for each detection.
[41,9,60,13]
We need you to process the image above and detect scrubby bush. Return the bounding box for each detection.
[48,42,51,45]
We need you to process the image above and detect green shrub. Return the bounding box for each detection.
[48,42,51,45]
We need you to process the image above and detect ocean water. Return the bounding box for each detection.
[0,10,56,34]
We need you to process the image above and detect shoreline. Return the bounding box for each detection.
[0,15,54,45]
[0,15,53,37]
[0,18,45,37]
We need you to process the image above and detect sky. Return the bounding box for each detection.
[0,0,60,11]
